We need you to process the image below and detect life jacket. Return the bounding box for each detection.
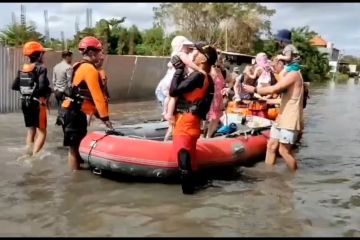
[248,100,267,111]
[18,63,49,106]
[175,74,214,120]
[19,63,38,98]
[63,60,104,109]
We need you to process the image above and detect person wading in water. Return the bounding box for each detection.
[169,42,217,194]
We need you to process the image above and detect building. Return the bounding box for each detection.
[310,36,340,62]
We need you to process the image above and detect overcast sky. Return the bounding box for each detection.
[0,3,359,56]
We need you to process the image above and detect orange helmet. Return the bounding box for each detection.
[23,41,45,56]
[78,36,102,51]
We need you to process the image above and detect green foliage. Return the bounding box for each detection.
[153,3,275,53]
[331,72,349,83]
[136,27,170,56]
[0,23,45,47]
[291,26,330,82]
[261,39,281,58]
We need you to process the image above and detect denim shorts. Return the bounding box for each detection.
[270,125,299,145]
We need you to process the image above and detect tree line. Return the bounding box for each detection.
[0,3,353,82]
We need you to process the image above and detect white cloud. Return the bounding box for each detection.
[48,15,62,22]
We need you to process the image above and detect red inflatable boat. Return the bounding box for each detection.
[79,121,270,179]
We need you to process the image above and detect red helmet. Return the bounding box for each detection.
[23,41,45,56]
[78,36,102,51]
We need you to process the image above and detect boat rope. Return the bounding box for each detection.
[87,129,124,169]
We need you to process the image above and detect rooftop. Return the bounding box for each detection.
[310,36,327,47]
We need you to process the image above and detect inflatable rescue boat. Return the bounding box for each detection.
[79,116,271,179]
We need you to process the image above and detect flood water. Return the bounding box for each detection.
[0,79,360,237]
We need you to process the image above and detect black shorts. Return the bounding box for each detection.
[21,99,47,129]
[61,108,87,147]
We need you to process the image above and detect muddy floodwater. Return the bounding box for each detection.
[0,79,360,237]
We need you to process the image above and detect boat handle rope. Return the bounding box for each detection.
[87,129,125,170]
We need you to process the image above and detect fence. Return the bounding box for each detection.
[0,46,169,113]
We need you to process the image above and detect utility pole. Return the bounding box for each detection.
[20,4,26,26]
[89,8,92,27]
[61,31,65,51]
[75,16,80,34]
[44,10,50,43]
[86,8,92,28]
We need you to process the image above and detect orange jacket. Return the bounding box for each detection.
[62,62,109,121]
[173,75,209,138]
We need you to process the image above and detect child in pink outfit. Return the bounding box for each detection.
[246,52,273,99]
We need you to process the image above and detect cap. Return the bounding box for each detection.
[274,29,292,43]
[182,39,194,47]
[194,42,218,66]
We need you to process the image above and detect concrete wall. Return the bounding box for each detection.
[0,46,169,113]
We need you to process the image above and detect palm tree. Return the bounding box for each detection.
[0,23,44,47]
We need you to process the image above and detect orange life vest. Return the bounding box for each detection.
[173,75,210,138]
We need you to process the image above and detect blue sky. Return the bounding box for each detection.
[1,3,359,56]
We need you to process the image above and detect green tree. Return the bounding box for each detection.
[94,17,127,54]
[291,26,330,82]
[127,25,142,55]
[70,17,127,54]
[261,39,281,58]
[0,23,44,47]
[136,26,168,56]
[153,3,275,53]
[45,38,63,51]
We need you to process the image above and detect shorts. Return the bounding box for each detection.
[285,63,301,72]
[270,125,299,145]
[61,108,88,147]
[21,99,47,129]
[173,135,198,171]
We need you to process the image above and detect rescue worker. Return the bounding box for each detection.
[87,50,110,125]
[11,41,51,156]
[61,36,113,171]
[169,42,217,194]
[53,50,73,125]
